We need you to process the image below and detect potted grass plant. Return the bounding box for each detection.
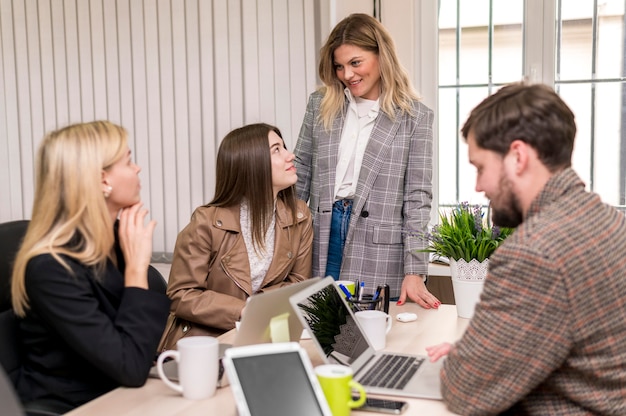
[421,202,514,318]
[296,285,350,357]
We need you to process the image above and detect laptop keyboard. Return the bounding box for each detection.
[360,354,424,390]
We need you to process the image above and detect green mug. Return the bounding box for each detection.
[315,364,366,416]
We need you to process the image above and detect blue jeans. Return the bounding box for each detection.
[325,199,352,280]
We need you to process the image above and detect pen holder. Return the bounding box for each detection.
[347,285,389,314]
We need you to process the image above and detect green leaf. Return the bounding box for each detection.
[416,202,514,261]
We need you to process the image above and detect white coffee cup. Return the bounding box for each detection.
[157,336,219,400]
[355,310,392,350]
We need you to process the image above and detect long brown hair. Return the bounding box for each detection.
[208,123,298,249]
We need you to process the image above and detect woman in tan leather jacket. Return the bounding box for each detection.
[159,123,313,347]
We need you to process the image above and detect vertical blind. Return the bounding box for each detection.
[0,0,318,260]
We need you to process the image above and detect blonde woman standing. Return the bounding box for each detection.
[294,13,440,307]
[11,121,170,412]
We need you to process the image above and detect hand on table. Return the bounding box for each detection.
[426,342,452,362]
[397,274,441,309]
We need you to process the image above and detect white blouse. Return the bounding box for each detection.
[240,200,276,293]
[334,88,380,200]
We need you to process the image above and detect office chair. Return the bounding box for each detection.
[0,220,30,312]
[0,364,25,416]
[0,220,61,415]
[148,265,168,294]
[0,220,29,383]
[0,307,22,384]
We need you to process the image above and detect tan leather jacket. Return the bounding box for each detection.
[166,199,313,336]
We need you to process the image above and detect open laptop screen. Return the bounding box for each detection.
[293,282,370,365]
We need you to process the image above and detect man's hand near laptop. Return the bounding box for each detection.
[425,343,452,362]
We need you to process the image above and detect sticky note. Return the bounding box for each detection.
[269,312,290,343]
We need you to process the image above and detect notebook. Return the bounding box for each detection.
[289,277,443,400]
[223,342,332,416]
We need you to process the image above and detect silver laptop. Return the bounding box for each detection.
[233,277,321,346]
[150,278,321,382]
[289,277,443,400]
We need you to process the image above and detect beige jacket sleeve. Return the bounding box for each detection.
[167,201,313,333]
[167,206,247,331]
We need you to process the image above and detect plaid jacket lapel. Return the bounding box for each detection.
[318,104,347,211]
[349,109,400,239]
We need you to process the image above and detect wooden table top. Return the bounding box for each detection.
[66,303,469,416]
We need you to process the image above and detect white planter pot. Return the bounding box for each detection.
[449,258,488,319]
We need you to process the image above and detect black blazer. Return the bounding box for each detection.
[15,251,170,412]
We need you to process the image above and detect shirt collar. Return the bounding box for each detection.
[344,87,381,117]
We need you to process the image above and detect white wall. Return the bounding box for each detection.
[0,0,319,259]
[0,0,437,259]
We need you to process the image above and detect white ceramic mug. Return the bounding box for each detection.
[355,310,392,350]
[156,336,219,400]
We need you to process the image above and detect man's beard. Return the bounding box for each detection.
[490,172,523,228]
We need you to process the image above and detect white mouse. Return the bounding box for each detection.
[396,312,418,322]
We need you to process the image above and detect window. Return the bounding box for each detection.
[438,0,626,210]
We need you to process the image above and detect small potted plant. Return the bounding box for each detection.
[296,285,349,357]
[420,202,514,318]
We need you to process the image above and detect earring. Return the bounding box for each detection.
[104,185,113,198]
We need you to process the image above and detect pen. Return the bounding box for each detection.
[339,283,362,311]
[338,284,354,300]
[371,285,382,310]
[358,282,365,301]
[383,284,390,314]
[372,285,382,301]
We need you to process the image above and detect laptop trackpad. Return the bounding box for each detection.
[404,359,443,399]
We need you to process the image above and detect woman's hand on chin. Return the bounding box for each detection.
[118,202,157,288]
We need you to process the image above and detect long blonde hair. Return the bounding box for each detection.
[317,13,420,130]
[12,121,129,316]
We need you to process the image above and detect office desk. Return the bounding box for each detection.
[66,304,468,416]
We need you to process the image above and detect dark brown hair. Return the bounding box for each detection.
[461,82,576,172]
[208,123,297,249]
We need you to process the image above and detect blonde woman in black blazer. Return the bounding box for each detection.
[294,13,440,307]
[11,121,170,412]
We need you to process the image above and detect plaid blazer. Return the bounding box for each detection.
[294,91,433,297]
[441,168,626,415]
